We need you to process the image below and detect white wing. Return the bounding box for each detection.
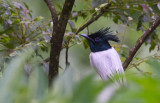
[89,47,126,85]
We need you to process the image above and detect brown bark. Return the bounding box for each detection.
[48,0,75,86]
[44,0,58,25]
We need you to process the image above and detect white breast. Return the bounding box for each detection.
[89,47,126,85]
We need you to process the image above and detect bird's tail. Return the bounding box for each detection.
[112,73,127,86]
[97,75,126,103]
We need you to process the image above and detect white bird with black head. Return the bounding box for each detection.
[80,27,126,85]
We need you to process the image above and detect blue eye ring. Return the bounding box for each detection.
[95,37,100,42]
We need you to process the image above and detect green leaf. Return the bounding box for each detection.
[83,39,89,49]
[23,2,29,9]
[12,19,21,24]
[10,9,17,16]
[137,14,144,31]
[0,34,10,43]
[29,12,32,18]
[28,64,48,100]
[0,48,34,103]
[56,4,63,10]
[145,58,160,74]
[113,16,120,24]
[33,16,44,21]
[149,39,156,52]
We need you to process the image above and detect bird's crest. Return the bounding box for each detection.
[89,27,120,42]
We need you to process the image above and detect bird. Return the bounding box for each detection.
[80,27,126,85]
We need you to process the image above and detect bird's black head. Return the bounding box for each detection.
[80,27,120,52]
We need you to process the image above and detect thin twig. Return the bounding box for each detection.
[127,53,159,69]
[65,46,70,69]
[132,64,143,72]
[65,46,69,66]
[123,16,160,70]
[119,20,129,51]
[75,3,111,34]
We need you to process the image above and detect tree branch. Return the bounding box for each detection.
[43,3,112,63]
[75,3,111,34]
[123,16,160,70]
[48,0,75,86]
[44,0,58,25]
[65,46,70,69]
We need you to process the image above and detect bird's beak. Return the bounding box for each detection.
[80,34,89,38]
[80,34,95,43]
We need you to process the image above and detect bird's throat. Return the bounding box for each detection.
[89,41,111,52]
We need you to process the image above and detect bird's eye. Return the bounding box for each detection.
[95,37,101,42]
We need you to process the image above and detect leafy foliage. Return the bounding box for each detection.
[0,1,51,53]
[0,50,160,103]
[0,1,53,73]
